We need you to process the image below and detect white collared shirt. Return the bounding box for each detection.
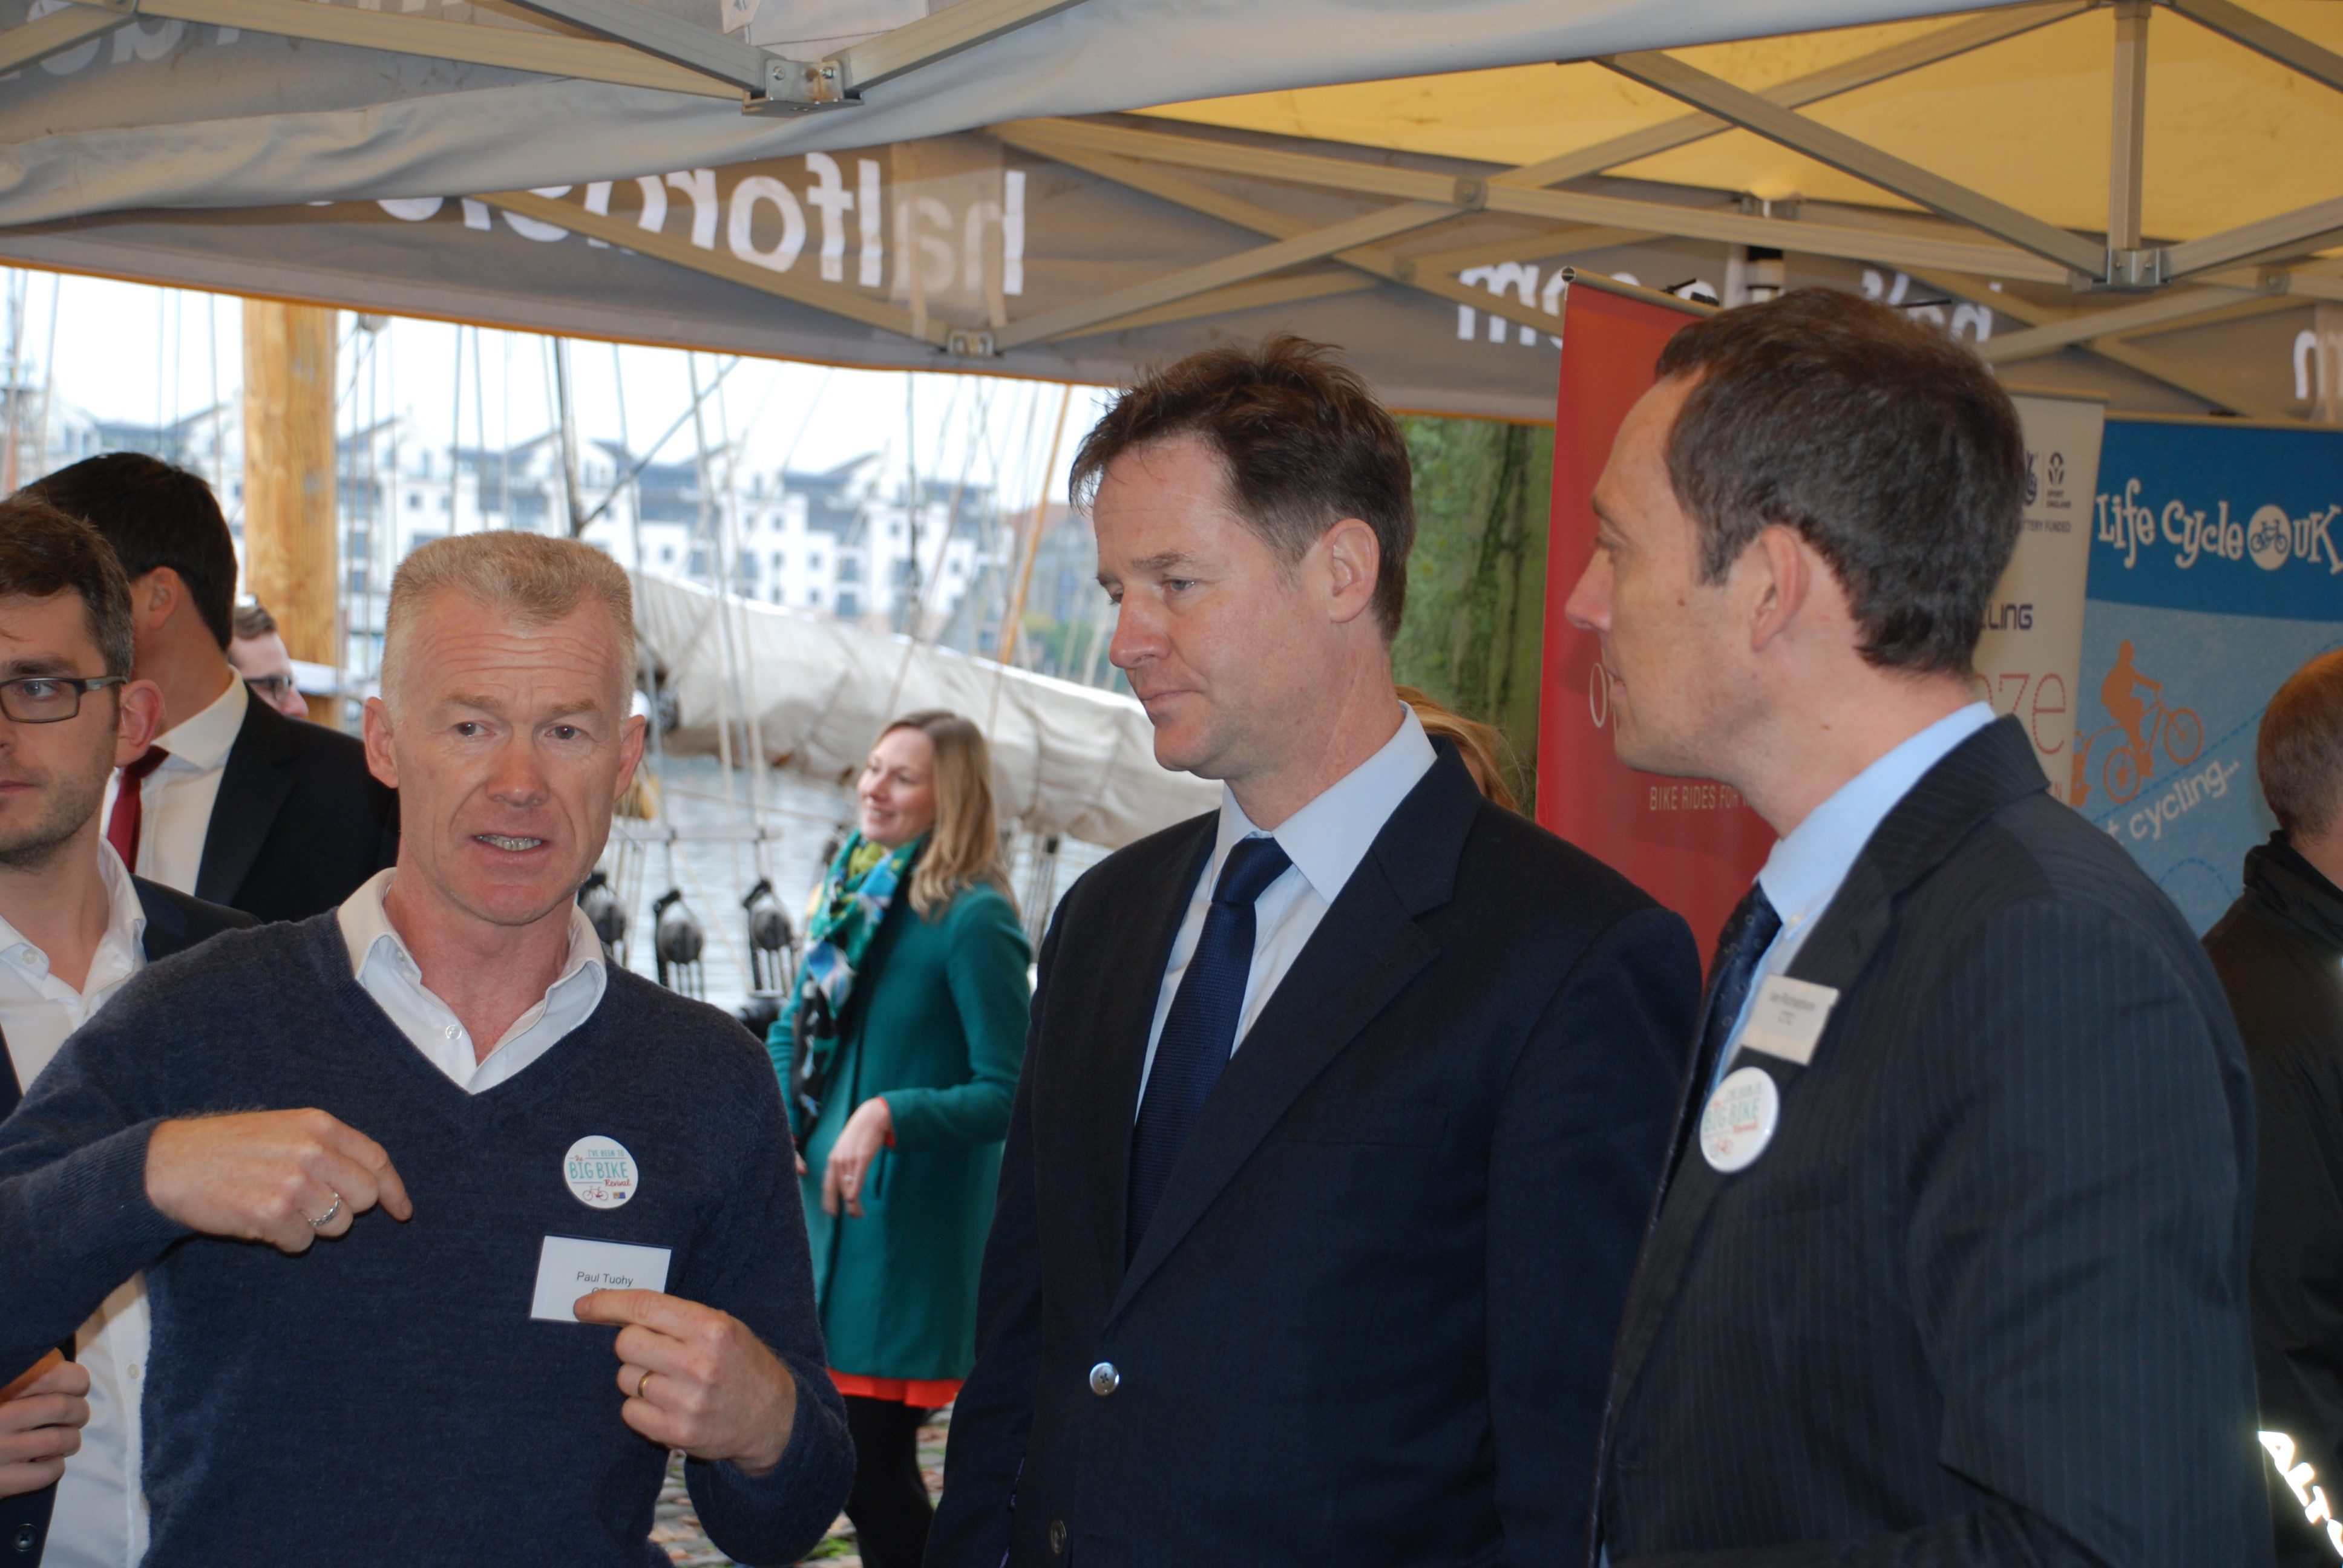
[1136,705,1438,1104]
[0,843,153,1568]
[337,869,607,1094]
[1707,702,1997,1097]
[100,671,247,896]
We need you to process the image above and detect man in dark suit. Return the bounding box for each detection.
[2204,650,2343,1567]
[1567,289,2265,1565]
[929,336,1701,1567]
[27,453,395,921]
[0,497,249,1566]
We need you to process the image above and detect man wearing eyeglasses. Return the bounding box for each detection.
[25,454,396,923]
[0,497,251,1567]
[225,601,308,721]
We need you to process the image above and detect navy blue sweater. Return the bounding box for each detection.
[0,914,853,1566]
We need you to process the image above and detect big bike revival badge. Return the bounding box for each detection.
[1700,1067,1780,1173]
[563,1136,639,1208]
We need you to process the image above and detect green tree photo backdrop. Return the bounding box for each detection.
[1390,416,1553,811]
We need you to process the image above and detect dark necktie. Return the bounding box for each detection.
[1128,835,1292,1263]
[104,746,170,871]
[1691,884,1783,1111]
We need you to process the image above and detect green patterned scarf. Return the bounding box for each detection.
[787,831,923,1138]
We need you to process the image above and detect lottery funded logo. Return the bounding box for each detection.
[1700,1065,1780,1174]
[563,1135,639,1209]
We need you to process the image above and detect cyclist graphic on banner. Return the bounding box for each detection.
[2079,640,2203,807]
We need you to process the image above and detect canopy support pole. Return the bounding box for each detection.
[241,300,339,724]
[2168,0,2343,95]
[2108,2,2150,258]
[1596,50,2106,281]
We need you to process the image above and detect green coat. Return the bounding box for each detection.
[766,879,1031,1382]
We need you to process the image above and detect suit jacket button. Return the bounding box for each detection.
[1050,1518,1068,1555]
[1088,1361,1119,1396]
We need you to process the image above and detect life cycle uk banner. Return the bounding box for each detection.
[2076,416,2343,933]
[1976,392,2105,806]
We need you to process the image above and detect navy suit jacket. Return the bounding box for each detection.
[195,694,396,923]
[929,743,1701,1568]
[0,877,251,1566]
[1593,716,2267,1567]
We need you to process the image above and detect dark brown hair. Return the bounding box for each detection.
[0,495,136,676]
[28,452,237,651]
[1654,289,2024,675]
[1070,334,1415,638]
[2259,649,2343,837]
[232,599,277,641]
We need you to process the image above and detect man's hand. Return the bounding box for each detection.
[145,1109,412,1255]
[822,1096,893,1218]
[0,1351,90,1498]
[573,1290,799,1477]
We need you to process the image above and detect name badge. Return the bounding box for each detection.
[529,1235,672,1322]
[1733,975,1840,1067]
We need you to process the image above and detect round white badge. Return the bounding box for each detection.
[563,1135,639,1209]
[1699,1065,1780,1174]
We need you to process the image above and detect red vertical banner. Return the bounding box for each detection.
[1536,285,1773,964]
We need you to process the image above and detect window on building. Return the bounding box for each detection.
[406,492,421,511]
[660,545,676,564]
[772,551,785,573]
[835,590,859,618]
[838,555,861,584]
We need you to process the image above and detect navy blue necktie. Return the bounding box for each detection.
[1694,884,1783,1107]
[1128,835,1292,1263]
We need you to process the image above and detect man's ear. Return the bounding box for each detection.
[1320,518,1381,628]
[613,713,647,805]
[113,679,164,764]
[1740,524,1813,655]
[361,696,399,790]
[129,569,182,635]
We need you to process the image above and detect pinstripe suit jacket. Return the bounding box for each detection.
[1593,716,2269,1568]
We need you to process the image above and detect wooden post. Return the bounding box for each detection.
[241,301,339,725]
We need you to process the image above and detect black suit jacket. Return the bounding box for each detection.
[1594,716,2267,1567]
[2204,835,2343,1568]
[195,693,396,923]
[929,745,1701,1568]
[0,877,251,1566]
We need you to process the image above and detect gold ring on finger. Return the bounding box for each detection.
[636,1369,654,1400]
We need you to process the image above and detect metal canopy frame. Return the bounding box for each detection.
[0,0,2336,421]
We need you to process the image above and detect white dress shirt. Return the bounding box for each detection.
[0,844,153,1568]
[338,869,607,1093]
[100,672,247,896]
[1708,702,1997,1096]
[1137,705,1438,1103]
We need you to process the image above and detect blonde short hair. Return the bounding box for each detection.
[382,533,635,707]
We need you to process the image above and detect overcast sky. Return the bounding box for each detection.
[18,270,1119,514]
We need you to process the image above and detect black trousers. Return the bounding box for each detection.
[841,1395,933,1568]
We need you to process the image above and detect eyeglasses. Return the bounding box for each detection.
[0,675,127,724]
[244,676,297,701]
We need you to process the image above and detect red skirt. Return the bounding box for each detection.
[828,1370,963,1408]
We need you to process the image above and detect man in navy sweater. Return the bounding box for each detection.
[0,532,853,1564]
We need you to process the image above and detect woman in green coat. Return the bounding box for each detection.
[766,709,1031,1568]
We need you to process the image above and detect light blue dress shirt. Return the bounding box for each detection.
[1704,702,1997,1100]
[1135,704,1438,1105]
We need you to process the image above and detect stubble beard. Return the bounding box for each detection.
[0,769,105,872]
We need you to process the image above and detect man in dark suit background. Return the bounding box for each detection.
[2204,650,2343,1567]
[27,453,395,922]
[929,336,1701,1567]
[0,498,250,1566]
[1570,289,2264,1565]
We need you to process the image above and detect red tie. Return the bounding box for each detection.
[105,747,169,870]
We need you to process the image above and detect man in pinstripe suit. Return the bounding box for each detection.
[1566,289,2266,1567]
